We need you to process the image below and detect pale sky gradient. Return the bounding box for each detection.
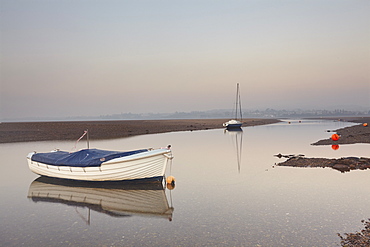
[1,0,369,120]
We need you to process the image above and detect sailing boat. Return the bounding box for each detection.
[223,83,243,129]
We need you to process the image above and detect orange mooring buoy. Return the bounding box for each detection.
[166,176,175,184]
[331,134,340,141]
[363,123,368,127]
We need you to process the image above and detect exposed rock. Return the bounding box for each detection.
[276,156,370,173]
[338,219,370,246]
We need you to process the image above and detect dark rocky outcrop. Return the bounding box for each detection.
[276,156,370,173]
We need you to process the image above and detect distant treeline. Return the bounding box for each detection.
[79,109,370,120]
[3,108,369,122]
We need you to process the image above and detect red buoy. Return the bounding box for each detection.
[331,134,340,141]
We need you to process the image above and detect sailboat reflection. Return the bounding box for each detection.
[224,128,243,172]
[28,177,174,223]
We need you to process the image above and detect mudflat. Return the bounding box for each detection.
[0,118,280,143]
[276,116,370,174]
[312,116,370,145]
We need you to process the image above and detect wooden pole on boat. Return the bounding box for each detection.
[86,129,90,149]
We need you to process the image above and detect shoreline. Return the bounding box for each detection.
[0,118,280,143]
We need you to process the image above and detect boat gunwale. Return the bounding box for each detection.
[102,149,172,165]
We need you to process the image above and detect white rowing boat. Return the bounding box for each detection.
[27,146,173,182]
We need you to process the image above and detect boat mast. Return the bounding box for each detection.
[235,83,242,121]
[238,84,242,121]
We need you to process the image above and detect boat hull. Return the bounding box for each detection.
[223,120,242,129]
[27,148,172,182]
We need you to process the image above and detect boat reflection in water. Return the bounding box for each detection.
[224,128,243,172]
[27,177,174,223]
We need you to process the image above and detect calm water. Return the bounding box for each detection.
[1,120,369,246]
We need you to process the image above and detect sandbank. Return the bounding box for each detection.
[0,118,280,143]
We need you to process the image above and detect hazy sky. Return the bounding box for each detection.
[1,0,369,120]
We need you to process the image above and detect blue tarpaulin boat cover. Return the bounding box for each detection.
[31,148,148,167]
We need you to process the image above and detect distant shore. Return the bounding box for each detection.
[0,118,280,143]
